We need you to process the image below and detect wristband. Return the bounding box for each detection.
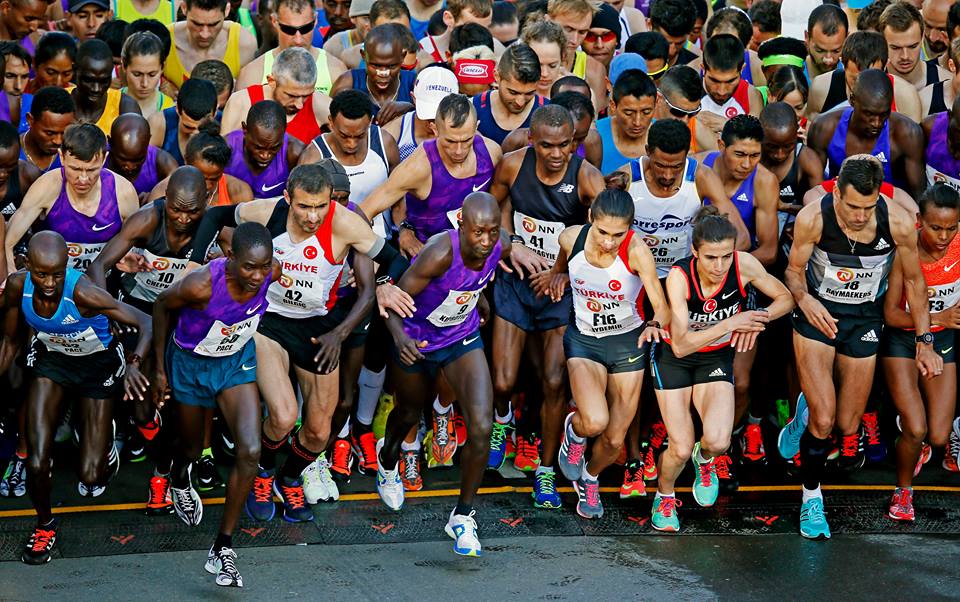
[510,234,524,244]
[399,220,416,233]
[376,275,394,286]
[128,353,142,367]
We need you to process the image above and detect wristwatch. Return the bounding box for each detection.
[916,332,934,345]
[376,275,394,286]
[399,220,416,233]
[509,234,524,245]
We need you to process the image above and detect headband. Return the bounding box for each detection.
[455,59,496,84]
[761,54,806,69]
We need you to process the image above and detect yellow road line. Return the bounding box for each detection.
[0,483,957,519]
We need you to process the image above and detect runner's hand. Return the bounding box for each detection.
[152,369,170,409]
[916,345,944,380]
[639,323,668,344]
[605,172,629,190]
[798,296,838,339]
[311,332,345,374]
[124,363,150,402]
[394,332,427,365]
[116,251,151,273]
[932,304,960,329]
[730,330,760,352]
[374,101,414,126]
[726,310,770,333]
[478,294,491,325]
[509,244,551,280]
[529,270,563,299]
[398,228,424,259]
[377,283,416,318]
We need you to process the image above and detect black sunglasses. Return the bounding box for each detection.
[278,20,315,35]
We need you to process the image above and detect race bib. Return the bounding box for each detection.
[638,231,691,269]
[132,249,189,296]
[66,242,106,272]
[36,327,106,356]
[426,288,483,327]
[513,211,564,264]
[926,165,960,192]
[817,264,884,304]
[910,280,960,313]
[447,208,462,229]
[192,316,260,357]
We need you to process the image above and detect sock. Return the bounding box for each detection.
[583,467,597,481]
[281,432,321,480]
[14,451,26,460]
[356,367,386,426]
[201,447,213,459]
[695,446,710,464]
[801,485,822,503]
[336,420,350,439]
[567,418,585,444]
[748,414,762,425]
[259,430,288,471]
[401,439,421,452]
[800,430,831,491]
[213,532,232,552]
[454,503,473,516]
[657,491,675,498]
[433,397,450,415]
[495,402,513,424]
[535,465,554,475]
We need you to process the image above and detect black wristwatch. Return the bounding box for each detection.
[509,234,524,244]
[376,275,394,286]
[399,220,416,233]
[916,332,934,345]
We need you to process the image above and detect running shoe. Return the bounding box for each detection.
[650,420,668,450]
[691,443,719,507]
[371,393,394,440]
[303,454,339,503]
[431,408,457,468]
[557,412,586,482]
[137,410,161,441]
[487,420,515,470]
[352,430,378,475]
[205,546,243,587]
[740,423,766,464]
[799,497,831,539]
[888,487,915,522]
[514,432,541,472]
[861,411,886,463]
[123,434,146,463]
[620,459,646,498]
[171,481,204,526]
[574,476,603,519]
[0,454,27,497]
[329,438,353,482]
[400,449,423,491]
[453,409,467,447]
[714,453,738,493]
[274,476,314,522]
[245,469,276,522]
[505,431,517,461]
[642,441,658,481]
[778,393,808,459]
[532,469,562,509]
[944,421,960,472]
[838,432,865,471]
[145,474,174,516]
[196,452,223,492]
[914,443,932,477]
[650,493,681,533]
[445,509,482,557]
[21,520,58,565]
[218,428,236,457]
[375,438,404,511]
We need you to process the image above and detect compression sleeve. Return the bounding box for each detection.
[187,205,239,264]
[366,238,410,283]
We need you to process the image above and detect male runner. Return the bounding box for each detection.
[921,0,952,64]
[376,191,510,556]
[107,114,178,201]
[807,69,926,199]
[488,104,605,507]
[760,102,823,223]
[880,1,951,91]
[700,34,763,121]
[0,0,45,45]
[803,4,848,81]
[0,231,151,564]
[647,0,699,68]
[64,0,111,41]
[544,0,606,111]
[20,86,75,173]
[923,94,960,191]
[596,69,657,175]
[779,156,942,539]
[920,37,960,117]
[382,65,457,161]
[152,222,277,587]
[471,43,546,145]
[71,40,141,134]
[148,78,219,166]
[329,24,418,114]
[224,100,304,199]
[0,120,40,219]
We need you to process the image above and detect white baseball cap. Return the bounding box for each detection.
[780,0,822,40]
[413,66,459,120]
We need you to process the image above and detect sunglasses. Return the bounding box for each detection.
[584,30,617,45]
[660,92,700,118]
[277,19,315,35]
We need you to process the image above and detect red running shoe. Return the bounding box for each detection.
[888,487,915,521]
[351,431,378,475]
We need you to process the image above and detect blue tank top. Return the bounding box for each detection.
[0,92,31,133]
[349,69,416,118]
[472,91,547,145]
[702,151,758,244]
[596,117,632,175]
[161,107,185,166]
[826,108,895,184]
[741,50,752,85]
[22,268,113,355]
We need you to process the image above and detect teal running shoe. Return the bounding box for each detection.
[650,493,681,532]
[799,497,831,539]
[778,393,809,459]
[691,442,718,507]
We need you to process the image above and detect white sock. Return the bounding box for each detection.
[582,467,598,481]
[658,491,675,498]
[401,439,421,452]
[695,446,710,464]
[356,367,386,426]
[536,465,554,475]
[433,397,450,414]
[802,486,822,503]
[567,418,586,443]
[336,419,350,439]
[495,402,513,424]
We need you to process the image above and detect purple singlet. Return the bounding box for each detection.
[130,145,161,196]
[224,130,291,198]
[403,229,501,352]
[38,169,123,271]
[173,257,272,357]
[405,137,494,243]
[925,112,960,191]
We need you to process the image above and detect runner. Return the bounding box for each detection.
[375,191,509,556]
[803,4,848,81]
[649,207,793,532]
[0,120,40,220]
[0,231,151,564]
[471,43,546,145]
[149,78,219,167]
[596,68,657,175]
[488,104,605,508]
[501,89,604,170]
[923,94,960,192]
[381,65,458,161]
[532,189,669,518]
[881,183,960,521]
[70,40,141,134]
[163,0,257,90]
[20,86,75,173]
[152,222,278,587]
[778,156,942,539]
[544,0,608,109]
[107,114,178,201]
[224,100,304,199]
[880,1,950,91]
[329,23,417,115]
[700,34,763,121]
[118,32,174,124]
[759,102,823,231]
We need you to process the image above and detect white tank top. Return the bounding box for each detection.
[569,227,645,337]
[628,156,701,278]
[266,202,344,318]
[398,112,418,161]
[701,87,748,120]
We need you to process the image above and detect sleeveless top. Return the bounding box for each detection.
[928,80,949,116]
[702,151,759,245]
[173,256,271,357]
[899,232,960,332]
[0,91,31,133]
[224,129,290,198]
[91,88,124,135]
[822,71,900,114]
[1,161,22,217]
[509,151,587,266]
[596,116,634,175]
[397,111,419,161]
[122,199,194,303]
[164,21,243,86]
[826,108,896,184]
[262,48,334,95]
[403,229,501,352]
[701,79,751,120]
[472,90,547,145]
[38,169,123,272]
[24,268,113,356]
[569,225,645,337]
[115,0,174,23]
[573,50,588,79]
[668,252,747,352]
[628,156,700,278]
[405,136,495,243]
[349,68,416,117]
[161,107,185,165]
[805,193,895,317]
[925,112,960,191]
[125,145,162,196]
[245,84,320,145]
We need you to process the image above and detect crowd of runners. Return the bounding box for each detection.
[0,0,958,587]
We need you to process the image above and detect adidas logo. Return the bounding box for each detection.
[736,193,750,202]
[875,152,888,163]
[861,329,879,342]
[709,368,726,377]
[781,185,793,196]
[874,238,890,251]
[62,315,78,325]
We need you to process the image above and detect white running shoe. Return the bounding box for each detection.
[205,546,243,587]
[375,438,404,511]
[303,453,340,503]
[171,466,204,526]
[444,509,482,557]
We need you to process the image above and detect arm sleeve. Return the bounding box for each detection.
[188,205,240,264]
[367,238,410,283]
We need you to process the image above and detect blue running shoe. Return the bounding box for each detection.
[799,497,831,539]
[445,509,482,556]
[273,476,314,523]
[691,442,718,507]
[487,420,514,469]
[245,469,276,522]
[532,469,562,509]
[778,393,809,459]
[557,412,587,482]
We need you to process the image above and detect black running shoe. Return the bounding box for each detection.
[123,428,147,464]
[196,454,223,492]
[715,453,739,493]
[22,520,58,565]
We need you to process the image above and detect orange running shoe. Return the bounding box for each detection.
[137,410,162,442]
[352,430,378,475]
[453,409,467,447]
[513,433,541,472]
[620,460,646,498]
[431,409,457,468]
[944,427,960,472]
[145,474,174,516]
[888,487,915,522]
[741,423,766,463]
[642,441,658,481]
[330,438,353,481]
[650,421,668,450]
[400,449,423,491]
[914,443,932,477]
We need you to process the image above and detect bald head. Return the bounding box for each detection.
[167,165,208,206]
[109,114,151,178]
[460,192,499,227]
[27,231,68,273]
[852,68,893,108]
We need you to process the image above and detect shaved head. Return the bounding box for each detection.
[27,231,68,272]
[167,165,207,205]
[110,114,151,153]
[852,68,893,107]
[460,192,499,227]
